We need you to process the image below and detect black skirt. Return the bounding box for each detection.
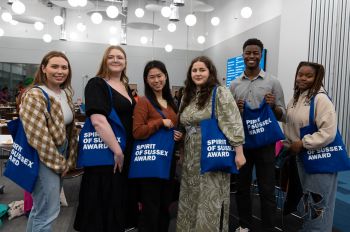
[73,163,140,232]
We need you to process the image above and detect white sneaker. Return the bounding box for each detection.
[60,188,68,207]
[235,226,249,232]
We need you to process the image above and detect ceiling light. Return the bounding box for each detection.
[0,28,4,37]
[68,0,78,7]
[9,19,18,25]
[185,14,197,27]
[77,0,87,7]
[12,0,25,15]
[161,6,171,18]
[106,5,119,18]
[91,12,103,24]
[197,35,205,44]
[241,6,252,18]
[169,4,179,22]
[34,21,44,31]
[1,12,13,22]
[70,32,78,40]
[43,34,52,43]
[140,36,148,44]
[109,38,119,45]
[173,0,185,7]
[109,26,117,34]
[167,23,176,32]
[165,44,173,52]
[60,31,67,41]
[211,17,220,26]
[135,8,144,18]
[54,15,64,26]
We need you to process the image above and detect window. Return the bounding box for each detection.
[0,62,38,102]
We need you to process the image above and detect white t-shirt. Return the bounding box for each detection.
[40,85,73,125]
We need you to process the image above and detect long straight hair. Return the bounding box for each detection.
[293,61,325,105]
[179,56,220,113]
[96,45,129,86]
[33,50,73,97]
[143,60,178,112]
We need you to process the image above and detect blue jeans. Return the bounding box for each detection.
[296,157,338,232]
[26,141,67,232]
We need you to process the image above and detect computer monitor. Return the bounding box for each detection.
[225,49,267,87]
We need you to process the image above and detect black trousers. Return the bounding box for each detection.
[235,144,277,231]
[138,178,174,232]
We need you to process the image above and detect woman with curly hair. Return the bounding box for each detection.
[176,56,246,232]
[283,61,342,232]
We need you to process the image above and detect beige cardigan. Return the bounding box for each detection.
[282,89,337,150]
[19,87,78,173]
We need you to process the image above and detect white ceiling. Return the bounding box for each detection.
[0,0,282,51]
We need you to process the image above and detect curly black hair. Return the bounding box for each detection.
[293,61,325,105]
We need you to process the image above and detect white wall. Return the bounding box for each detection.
[0,36,201,100]
[277,0,312,103]
[203,16,281,83]
[205,0,282,49]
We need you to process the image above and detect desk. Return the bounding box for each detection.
[75,122,84,129]
[2,112,18,120]
[0,106,16,116]
[0,135,13,146]
[0,121,10,135]
[75,113,86,122]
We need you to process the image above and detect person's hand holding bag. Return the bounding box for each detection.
[234,145,246,170]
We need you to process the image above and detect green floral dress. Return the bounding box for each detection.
[176,86,244,232]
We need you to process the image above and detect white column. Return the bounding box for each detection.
[277,0,312,102]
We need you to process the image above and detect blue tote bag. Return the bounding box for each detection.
[300,95,350,173]
[4,87,49,193]
[77,82,126,167]
[129,99,175,179]
[200,86,238,174]
[242,99,285,149]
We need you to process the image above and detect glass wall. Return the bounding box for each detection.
[0,62,38,102]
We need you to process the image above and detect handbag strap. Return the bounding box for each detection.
[309,96,315,124]
[102,79,125,121]
[147,97,167,119]
[104,80,115,106]
[210,86,218,119]
[309,92,330,124]
[33,86,51,113]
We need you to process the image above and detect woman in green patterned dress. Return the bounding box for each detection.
[176,56,246,231]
